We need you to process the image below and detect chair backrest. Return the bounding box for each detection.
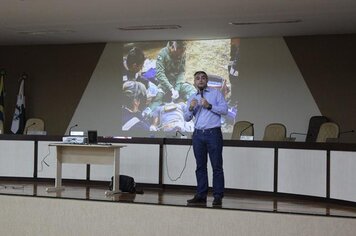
[316,122,339,142]
[263,123,287,141]
[306,116,329,142]
[24,118,45,134]
[231,121,254,140]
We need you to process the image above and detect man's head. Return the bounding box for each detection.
[126,47,145,73]
[167,41,186,59]
[194,71,208,91]
[123,81,147,110]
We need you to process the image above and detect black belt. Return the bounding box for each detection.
[194,127,220,133]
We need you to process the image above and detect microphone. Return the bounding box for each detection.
[68,124,78,136]
[200,88,204,98]
[175,130,185,137]
[340,130,355,135]
[240,123,254,137]
[25,122,36,134]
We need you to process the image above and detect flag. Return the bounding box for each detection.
[11,75,26,134]
[0,69,5,133]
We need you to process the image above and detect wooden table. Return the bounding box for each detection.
[46,143,125,196]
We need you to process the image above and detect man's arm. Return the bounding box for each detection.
[174,56,186,86]
[184,96,197,122]
[210,90,228,115]
[156,49,173,92]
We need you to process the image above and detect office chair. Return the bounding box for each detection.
[263,123,287,141]
[316,122,339,142]
[231,121,254,140]
[24,118,45,134]
[306,116,329,142]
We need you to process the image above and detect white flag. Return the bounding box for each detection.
[11,78,26,134]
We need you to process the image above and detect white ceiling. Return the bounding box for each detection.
[1,0,356,45]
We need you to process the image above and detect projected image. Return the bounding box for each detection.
[121,39,240,133]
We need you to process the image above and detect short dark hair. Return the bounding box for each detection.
[126,47,145,67]
[168,41,186,50]
[194,71,208,77]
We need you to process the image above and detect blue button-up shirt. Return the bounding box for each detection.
[184,87,228,130]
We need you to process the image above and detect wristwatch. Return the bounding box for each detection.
[207,104,212,110]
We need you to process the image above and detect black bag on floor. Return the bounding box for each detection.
[109,175,142,193]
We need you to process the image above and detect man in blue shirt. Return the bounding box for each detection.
[184,71,228,206]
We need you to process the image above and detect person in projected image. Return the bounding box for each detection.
[123,47,146,84]
[149,41,196,113]
[184,71,228,207]
[228,38,240,80]
[149,101,194,132]
[121,81,150,131]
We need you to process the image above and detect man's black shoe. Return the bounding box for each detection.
[212,198,222,206]
[187,195,207,205]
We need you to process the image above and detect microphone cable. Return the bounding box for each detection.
[164,144,192,182]
[38,145,51,172]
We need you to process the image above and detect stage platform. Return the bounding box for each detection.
[1,179,356,218]
[2,179,356,235]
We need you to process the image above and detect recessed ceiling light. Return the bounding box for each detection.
[118,25,181,31]
[229,19,302,25]
[18,30,76,35]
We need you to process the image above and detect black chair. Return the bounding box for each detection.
[305,116,329,142]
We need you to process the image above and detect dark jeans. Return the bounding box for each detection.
[192,127,224,199]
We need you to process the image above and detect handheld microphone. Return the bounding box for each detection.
[240,123,254,137]
[200,88,204,98]
[25,122,37,134]
[68,124,78,136]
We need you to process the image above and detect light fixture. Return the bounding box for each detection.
[118,25,181,31]
[18,30,76,35]
[229,19,302,25]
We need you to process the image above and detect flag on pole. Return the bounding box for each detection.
[11,74,27,134]
[0,69,6,134]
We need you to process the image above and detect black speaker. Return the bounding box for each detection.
[88,130,98,144]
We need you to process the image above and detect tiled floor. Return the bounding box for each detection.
[1,180,356,218]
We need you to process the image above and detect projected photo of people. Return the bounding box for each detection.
[121,39,240,133]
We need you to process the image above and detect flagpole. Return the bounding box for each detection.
[0,69,6,134]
